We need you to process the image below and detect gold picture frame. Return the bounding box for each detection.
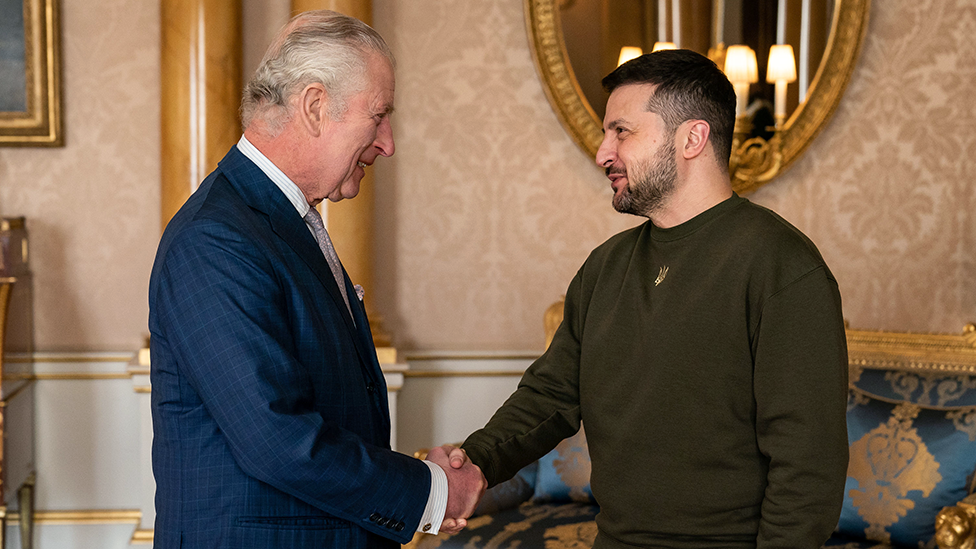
[0,0,62,147]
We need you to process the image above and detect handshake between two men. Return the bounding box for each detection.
[426,445,488,534]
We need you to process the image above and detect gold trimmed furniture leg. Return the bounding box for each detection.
[0,504,7,549]
[17,474,33,549]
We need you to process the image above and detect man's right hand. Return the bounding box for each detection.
[426,445,487,534]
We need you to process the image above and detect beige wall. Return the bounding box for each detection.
[0,0,971,352]
[752,0,976,335]
[0,0,160,351]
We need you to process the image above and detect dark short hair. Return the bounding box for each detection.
[602,49,736,167]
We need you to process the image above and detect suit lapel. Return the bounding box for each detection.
[345,277,391,427]
[217,147,384,391]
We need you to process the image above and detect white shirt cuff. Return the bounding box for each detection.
[418,460,447,535]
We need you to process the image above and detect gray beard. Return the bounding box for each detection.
[612,138,678,218]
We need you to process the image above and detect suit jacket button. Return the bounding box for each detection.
[395,521,405,532]
[369,513,380,522]
[366,382,376,394]
[377,517,388,527]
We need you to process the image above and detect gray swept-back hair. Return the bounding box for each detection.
[240,10,395,135]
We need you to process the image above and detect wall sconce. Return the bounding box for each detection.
[723,44,782,186]
[617,46,643,67]
[652,42,677,52]
[766,44,797,128]
[723,45,758,122]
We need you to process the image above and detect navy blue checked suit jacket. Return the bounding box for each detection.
[148,146,429,548]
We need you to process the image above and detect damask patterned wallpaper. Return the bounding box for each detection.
[0,0,971,352]
[0,0,159,351]
[753,0,976,336]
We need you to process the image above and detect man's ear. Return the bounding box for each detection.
[681,120,711,160]
[298,83,328,137]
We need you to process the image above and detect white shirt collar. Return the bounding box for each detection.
[237,134,311,219]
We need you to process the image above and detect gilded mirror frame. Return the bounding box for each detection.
[524,0,870,194]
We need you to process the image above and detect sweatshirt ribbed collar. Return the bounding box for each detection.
[649,192,745,242]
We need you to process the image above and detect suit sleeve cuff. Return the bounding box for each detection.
[418,460,447,535]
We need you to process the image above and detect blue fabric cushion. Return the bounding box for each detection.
[472,461,537,516]
[532,427,596,504]
[837,385,976,547]
[851,369,976,408]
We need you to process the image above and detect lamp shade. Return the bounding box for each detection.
[651,42,677,52]
[617,46,643,66]
[766,44,797,83]
[724,45,758,84]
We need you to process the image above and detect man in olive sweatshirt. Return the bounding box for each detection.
[449,49,849,549]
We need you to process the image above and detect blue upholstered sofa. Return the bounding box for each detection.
[408,322,976,549]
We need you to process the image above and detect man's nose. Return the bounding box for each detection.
[375,117,395,157]
[595,133,615,168]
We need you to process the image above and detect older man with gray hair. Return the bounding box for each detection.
[149,11,485,549]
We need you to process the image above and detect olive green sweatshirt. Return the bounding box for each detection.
[463,194,849,549]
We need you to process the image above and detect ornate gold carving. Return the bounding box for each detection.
[936,494,976,549]
[847,403,943,543]
[847,326,976,377]
[524,0,870,194]
[729,134,784,189]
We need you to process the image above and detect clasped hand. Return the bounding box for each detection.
[426,445,487,534]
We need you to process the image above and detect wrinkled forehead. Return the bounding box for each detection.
[364,54,396,112]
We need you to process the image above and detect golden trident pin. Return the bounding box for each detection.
[654,266,669,286]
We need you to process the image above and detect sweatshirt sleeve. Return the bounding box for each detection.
[462,272,585,487]
[752,266,850,549]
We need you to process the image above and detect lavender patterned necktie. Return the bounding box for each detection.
[303,207,354,323]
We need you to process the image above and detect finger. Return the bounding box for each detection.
[440,517,466,535]
[448,447,467,469]
[440,524,461,535]
[425,445,447,462]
